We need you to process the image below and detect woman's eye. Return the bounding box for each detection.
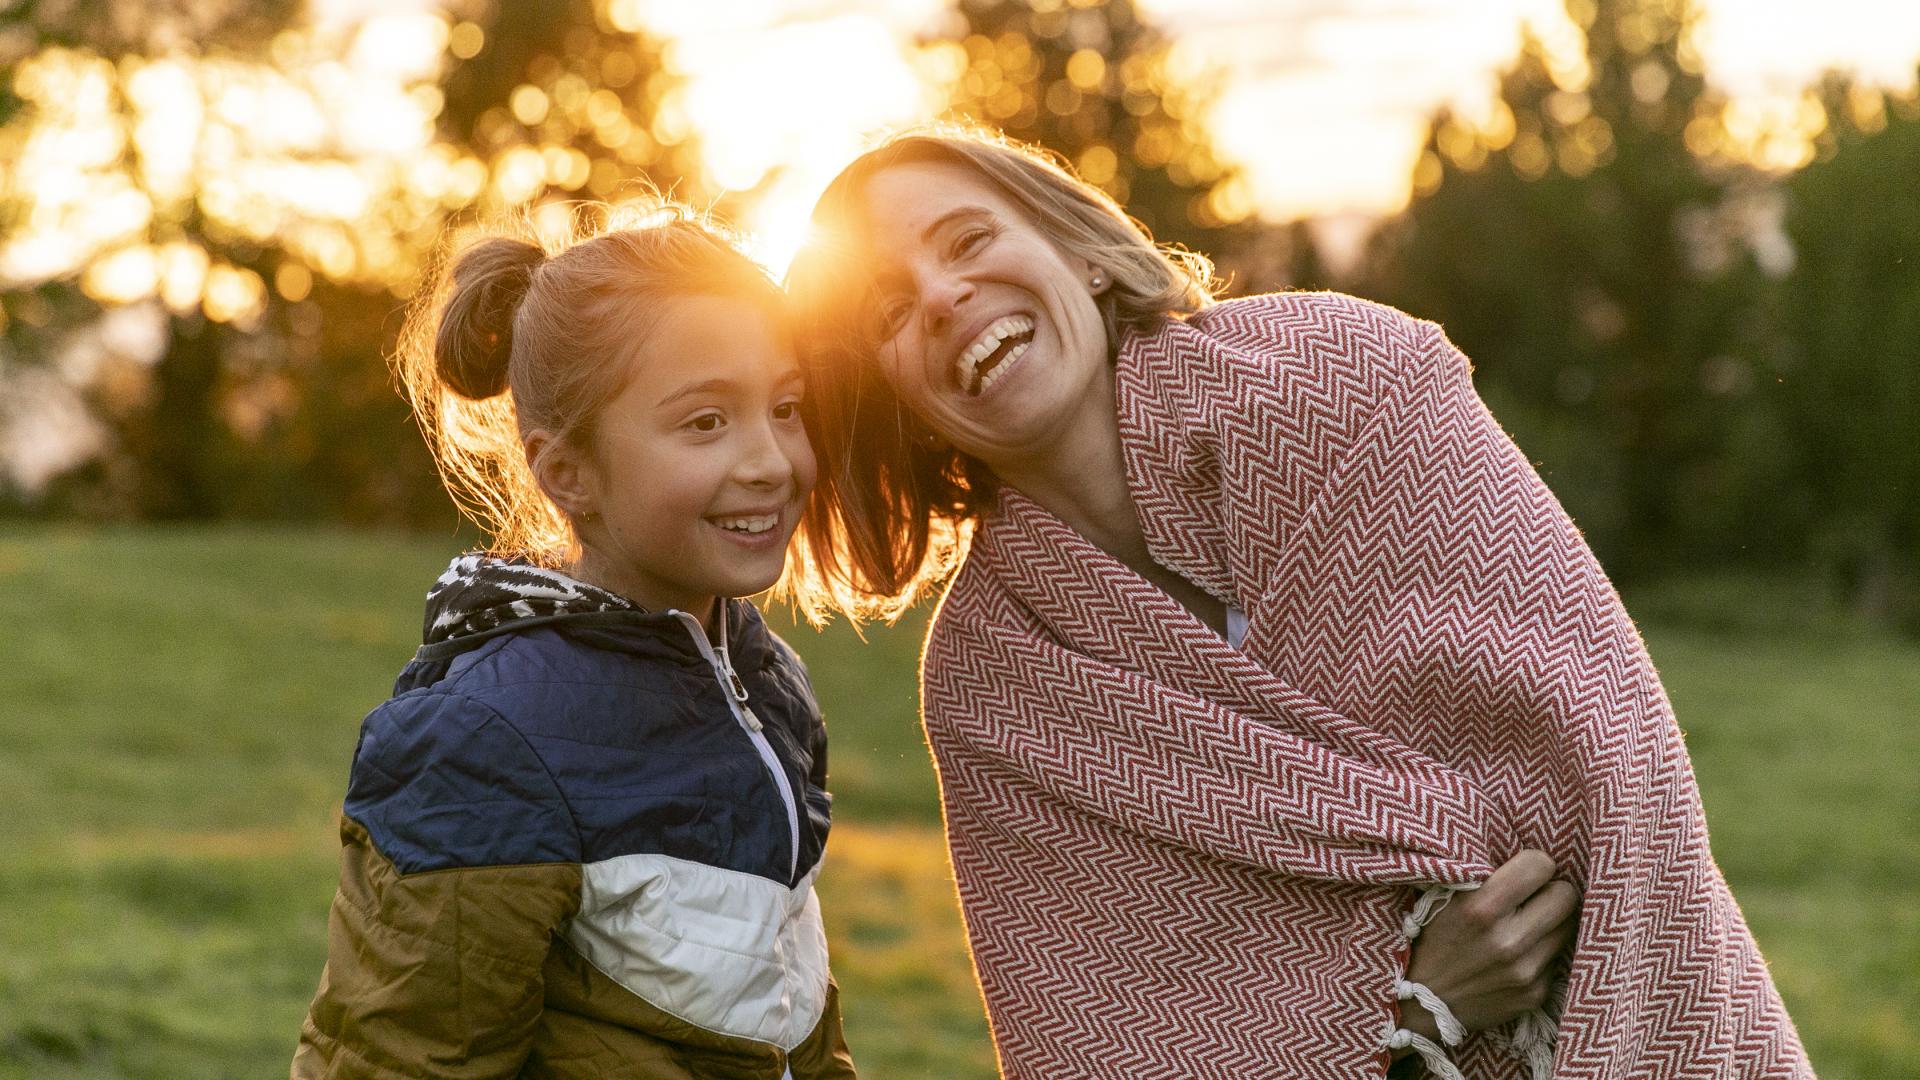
[772,401,800,421]
[952,227,990,258]
[687,413,724,433]
[874,296,910,339]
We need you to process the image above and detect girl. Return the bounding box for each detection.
[294,208,856,1079]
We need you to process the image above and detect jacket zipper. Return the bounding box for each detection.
[672,606,801,885]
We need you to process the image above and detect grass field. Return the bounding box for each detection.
[2,526,1914,1078]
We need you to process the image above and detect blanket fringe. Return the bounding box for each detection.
[1383,883,1560,1079]
[1382,884,1472,1078]
[1506,1005,1559,1079]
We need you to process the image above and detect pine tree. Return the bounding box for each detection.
[1363,0,1773,573]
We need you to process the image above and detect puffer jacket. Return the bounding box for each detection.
[294,556,855,1079]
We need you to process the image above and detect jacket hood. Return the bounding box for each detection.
[423,554,640,647]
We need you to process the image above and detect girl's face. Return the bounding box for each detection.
[857,159,1111,478]
[570,295,815,616]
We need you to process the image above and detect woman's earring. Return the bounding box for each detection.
[1089,270,1107,292]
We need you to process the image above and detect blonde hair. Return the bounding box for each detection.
[395,204,783,562]
[783,124,1223,623]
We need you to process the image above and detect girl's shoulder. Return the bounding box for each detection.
[348,683,583,873]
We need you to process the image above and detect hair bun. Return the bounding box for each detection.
[434,237,546,400]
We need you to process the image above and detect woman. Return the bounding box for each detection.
[784,128,1809,1079]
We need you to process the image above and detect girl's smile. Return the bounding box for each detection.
[552,293,815,619]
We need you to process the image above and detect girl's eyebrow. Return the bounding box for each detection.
[655,378,732,408]
[656,370,801,408]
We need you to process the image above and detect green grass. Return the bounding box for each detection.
[1,527,1913,1077]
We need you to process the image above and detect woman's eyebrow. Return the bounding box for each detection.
[921,206,992,244]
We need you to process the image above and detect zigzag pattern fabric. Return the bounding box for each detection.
[919,292,1810,1078]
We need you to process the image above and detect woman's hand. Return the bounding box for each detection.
[1399,849,1579,1041]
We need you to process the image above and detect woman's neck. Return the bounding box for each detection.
[989,368,1226,634]
[992,378,1155,577]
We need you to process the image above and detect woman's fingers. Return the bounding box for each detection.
[1471,849,1558,919]
[1465,854,1579,974]
[1512,878,1580,941]
[1509,909,1578,1001]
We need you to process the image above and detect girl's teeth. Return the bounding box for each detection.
[716,515,777,533]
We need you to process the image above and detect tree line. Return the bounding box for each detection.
[0,0,1913,626]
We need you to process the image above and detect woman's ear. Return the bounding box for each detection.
[1084,262,1111,295]
[526,429,599,520]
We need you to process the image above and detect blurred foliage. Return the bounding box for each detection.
[1360,0,1918,623]
[1773,79,1920,624]
[0,0,699,525]
[436,0,696,211]
[0,0,300,124]
[1363,0,1752,574]
[0,0,1914,621]
[925,0,1280,289]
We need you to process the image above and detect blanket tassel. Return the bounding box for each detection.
[1389,883,1561,1079]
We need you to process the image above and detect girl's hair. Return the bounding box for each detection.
[782,124,1223,623]
[395,204,784,562]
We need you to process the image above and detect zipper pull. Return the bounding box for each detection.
[726,668,749,704]
[740,705,765,732]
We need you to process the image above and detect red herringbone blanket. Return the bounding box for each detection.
[918,293,1810,1078]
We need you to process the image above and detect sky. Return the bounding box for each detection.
[302,0,1920,273]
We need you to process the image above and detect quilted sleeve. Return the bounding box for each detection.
[292,693,585,1079]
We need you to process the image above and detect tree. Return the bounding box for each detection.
[1776,76,1920,622]
[434,0,697,213]
[0,17,452,517]
[1362,0,1778,575]
[0,0,699,522]
[926,0,1263,287]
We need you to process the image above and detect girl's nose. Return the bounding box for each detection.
[734,419,795,487]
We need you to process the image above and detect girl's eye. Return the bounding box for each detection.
[772,401,800,422]
[687,412,724,433]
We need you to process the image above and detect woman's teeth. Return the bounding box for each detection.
[714,514,778,534]
[956,315,1036,396]
[973,341,1028,396]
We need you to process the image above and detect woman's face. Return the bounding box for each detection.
[857,159,1111,476]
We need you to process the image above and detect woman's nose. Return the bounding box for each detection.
[920,272,974,335]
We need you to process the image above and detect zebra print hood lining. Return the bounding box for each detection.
[421,554,640,647]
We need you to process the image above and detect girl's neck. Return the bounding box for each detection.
[568,545,718,634]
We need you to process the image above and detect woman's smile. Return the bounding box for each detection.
[951,313,1036,396]
[858,159,1113,475]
